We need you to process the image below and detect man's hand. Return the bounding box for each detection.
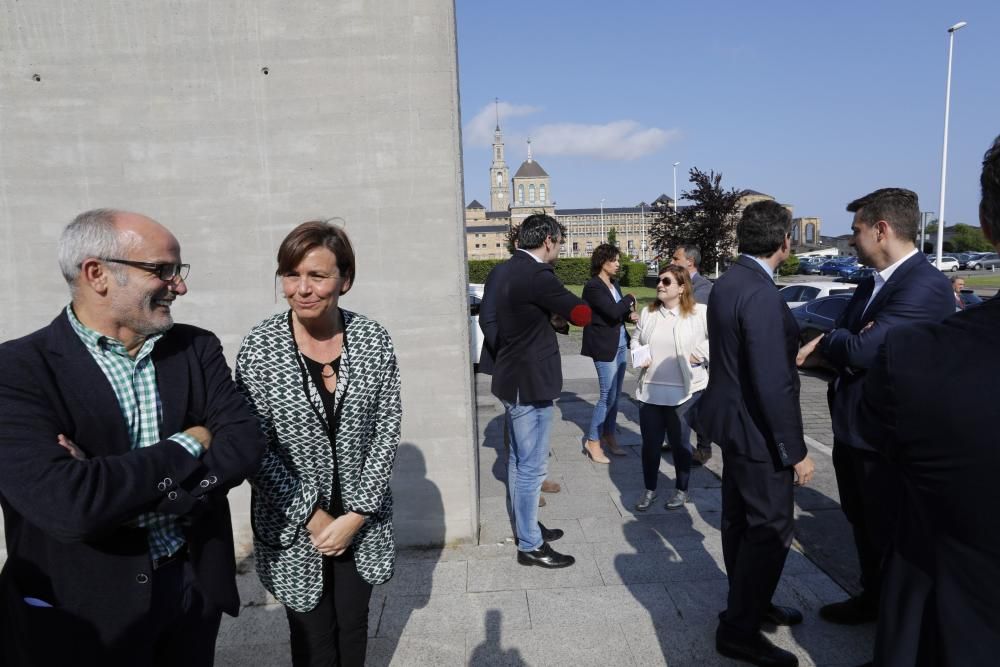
[796,334,825,368]
[57,434,86,460]
[184,425,213,450]
[793,454,816,487]
[549,314,569,335]
[309,512,365,557]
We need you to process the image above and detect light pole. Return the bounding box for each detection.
[640,203,646,262]
[920,211,934,253]
[672,162,680,212]
[600,198,606,240]
[936,20,967,266]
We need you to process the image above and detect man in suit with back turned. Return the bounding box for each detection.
[797,188,954,641]
[0,209,265,666]
[856,136,1000,665]
[697,200,815,667]
[488,213,592,569]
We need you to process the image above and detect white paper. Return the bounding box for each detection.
[630,345,651,368]
[23,597,53,608]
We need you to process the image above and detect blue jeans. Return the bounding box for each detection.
[587,344,627,441]
[502,399,554,552]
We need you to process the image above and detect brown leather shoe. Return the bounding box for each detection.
[600,434,627,457]
[541,479,561,494]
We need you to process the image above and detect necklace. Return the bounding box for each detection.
[321,365,336,379]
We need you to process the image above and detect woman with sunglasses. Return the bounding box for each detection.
[235,220,401,667]
[581,243,638,463]
[631,264,709,511]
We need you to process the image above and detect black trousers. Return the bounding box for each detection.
[639,394,700,492]
[147,555,222,667]
[719,450,794,636]
[284,552,373,667]
[832,441,901,601]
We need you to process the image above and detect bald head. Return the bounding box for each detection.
[58,209,176,293]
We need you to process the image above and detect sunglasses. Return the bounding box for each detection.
[657,277,676,286]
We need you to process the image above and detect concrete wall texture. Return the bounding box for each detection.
[0,0,478,548]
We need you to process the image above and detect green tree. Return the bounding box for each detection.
[607,226,618,247]
[779,254,800,276]
[648,168,742,272]
[949,223,993,252]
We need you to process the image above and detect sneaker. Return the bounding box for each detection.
[665,490,689,510]
[635,490,657,512]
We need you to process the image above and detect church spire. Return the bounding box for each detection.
[526,137,533,163]
[494,97,500,132]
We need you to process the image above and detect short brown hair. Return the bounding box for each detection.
[276,220,356,293]
[846,188,919,243]
[590,243,620,277]
[649,264,696,316]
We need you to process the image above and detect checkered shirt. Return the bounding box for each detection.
[66,305,203,560]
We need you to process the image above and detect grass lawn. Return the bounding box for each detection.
[962,274,1000,289]
[565,284,659,310]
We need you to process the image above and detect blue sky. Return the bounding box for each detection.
[456,0,999,236]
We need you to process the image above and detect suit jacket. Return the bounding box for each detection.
[858,297,1000,666]
[697,256,805,467]
[0,311,264,662]
[236,310,401,612]
[690,271,713,305]
[580,277,635,362]
[489,251,591,403]
[476,259,512,377]
[820,251,954,451]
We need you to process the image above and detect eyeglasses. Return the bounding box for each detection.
[101,258,190,282]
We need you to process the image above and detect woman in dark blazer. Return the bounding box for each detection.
[581,243,637,463]
[236,220,401,667]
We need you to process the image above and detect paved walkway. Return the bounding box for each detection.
[216,356,874,666]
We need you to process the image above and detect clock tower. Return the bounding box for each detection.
[489,99,510,212]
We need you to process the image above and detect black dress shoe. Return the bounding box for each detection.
[763,604,803,626]
[819,596,877,625]
[538,522,563,542]
[516,542,575,568]
[716,627,798,667]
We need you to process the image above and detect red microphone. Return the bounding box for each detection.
[569,304,592,327]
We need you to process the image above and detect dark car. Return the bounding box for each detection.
[968,253,1000,270]
[797,257,825,275]
[790,293,853,343]
[839,267,877,284]
[820,257,858,277]
[959,289,984,309]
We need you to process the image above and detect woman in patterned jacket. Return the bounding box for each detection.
[235,220,401,667]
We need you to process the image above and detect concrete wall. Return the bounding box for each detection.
[0,0,477,547]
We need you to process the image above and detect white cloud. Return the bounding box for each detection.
[463,101,540,147]
[531,121,678,160]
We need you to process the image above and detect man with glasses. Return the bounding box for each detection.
[0,209,265,665]
[488,213,592,569]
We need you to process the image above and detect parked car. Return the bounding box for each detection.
[952,252,975,269]
[469,283,485,367]
[778,281,855,308]
[820,257,860,278]
[929,255,960,272]
[797,257,825,275]
[968,253,1000,270]
[840,267,878,284]
[790,293,854,343]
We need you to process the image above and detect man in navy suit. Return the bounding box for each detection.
[487,213,592,569]
[698,200,815,667]
[856,135,1000,666]
[0,209,264,665]
[797,188,954,636]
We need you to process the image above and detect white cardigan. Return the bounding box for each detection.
[631,303,710,404]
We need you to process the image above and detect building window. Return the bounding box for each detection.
[792,225,800,242]
[495,147,501,160]
[518,184,524,204]
[628,239,634,251]
[496,243,501,247]
[496,172,502,186]
[474,244,480,248]
[805,223,815,243]
[572,242,579,252]
[539,184,546,203]
[586,241,593,253]
[528,184,536,203]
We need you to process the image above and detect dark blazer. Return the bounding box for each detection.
[476,258,511,376]
[697,256,805,467]
[580,277,635,362]
[690,271,713,305]
[820,251,955,451]
[0,311,264,663]
[859,297,1000,666]
[489,251,591,403]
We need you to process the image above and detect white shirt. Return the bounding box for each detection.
[517,248,544,263]
[862,248,918,316]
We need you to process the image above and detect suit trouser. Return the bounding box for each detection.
[719,450,794,636]
[502,399,554,552]
[831,441,901,601]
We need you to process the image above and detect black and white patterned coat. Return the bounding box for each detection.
[235,309,401,612]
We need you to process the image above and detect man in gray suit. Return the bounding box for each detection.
[672,244,714,464]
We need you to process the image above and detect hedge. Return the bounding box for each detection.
[468,258,647,287]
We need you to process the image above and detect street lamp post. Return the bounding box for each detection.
[672,162,680,212]
[936,20,968,266]
[600,198,606,240]
[640,203,646,262]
